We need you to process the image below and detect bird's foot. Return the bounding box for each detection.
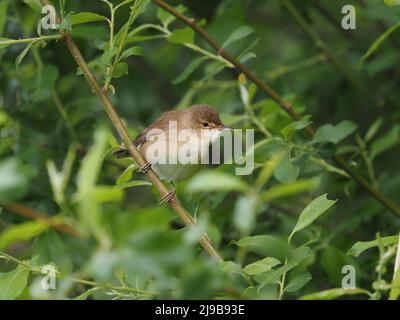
[159,188,176,205]
[113,143,129,159]
[137,162,151,174]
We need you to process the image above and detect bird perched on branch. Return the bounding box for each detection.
[114,105,230,203]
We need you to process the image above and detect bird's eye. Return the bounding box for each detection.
[202,121,209,128]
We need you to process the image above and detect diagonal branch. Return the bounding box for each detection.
[0,202,82,238]
[39,0,223,263]
[152,0,400,218]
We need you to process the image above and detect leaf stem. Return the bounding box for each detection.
[0,34,61,46]
[0,250,157,297]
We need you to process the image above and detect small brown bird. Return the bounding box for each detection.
[114,105,230,203]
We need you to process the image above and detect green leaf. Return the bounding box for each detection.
[289,194,337,240]
[23,0,42,12]
[77,128,108,196]
[285,272,312,293]
[46,144,77,205]
[280,116,312,139]
[74,287,101,300]
[300,288,369,300]
[243,257,281,276]
[255,247,312,286]
[70,12,107,25]
[365,117,383,142]
[233,194,258,234]
[361,21,400,63]
[347,235,398,257]
[92,186,124,203]
[157,4,187,28]
[116,180,152,189]
[235,235,292,259]
[59,14,72,31]
[172,57,207,85]
[186,170,248,193]
[0,37,11,50]
[239,52,256,64]
[35,64,59,100]
[0,0,9,36]
[383,0,400,5]
[168,27,195,45]
[120,46,144,60]
[116,163,138,185]
[112,62,129,78]
[273,151,300,184]
[0,265,30,300]
[312,121,358,144]
[220,261,242,274]
[260,179,316,202]
[15,41,36,70]
[99,47,118,67]
[76,128,109,238]
[389,265,400,300]
[222,26,254,48]
[0,159,29,202]
[370,125,400,159]
[0,220,49,249]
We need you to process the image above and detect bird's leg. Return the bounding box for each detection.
[159,188,176,205]
[113,143,129,159]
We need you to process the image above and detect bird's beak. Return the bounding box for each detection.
[221,125,232,131]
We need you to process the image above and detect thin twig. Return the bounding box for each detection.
[152,0,400,218]
[0,250,158,297]
[39,0,223,263]
[0,35,61,46]
[0,202,82,237]
[281,0,366,92]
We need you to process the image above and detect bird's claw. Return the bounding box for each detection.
[138,162,151,174]
[159,188,176,205]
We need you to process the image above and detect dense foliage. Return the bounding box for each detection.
[0,0,399,300]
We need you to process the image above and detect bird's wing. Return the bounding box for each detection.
[114,110,180,158]
[134,110,180,146]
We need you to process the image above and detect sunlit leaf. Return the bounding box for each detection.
[0,265,30,300]
[15,41,36,70]
[116,180,152,189]
[0,220,49,249]
[260,179,316,202]
[0,1,9,36]
[243,257,281,276]
[112,62,129,78]
[312,121,358,144]
[186,170,248,193]
[286,272,312,293]
[289,194,337,240]
[273,151,300,184]
[120,46,144,60]
[168,27,195,45]
[233,194,258,233]
[255,247,312,286]
[347,235,398,257]
[116,163,138,185]
[300,288,370,300]
[157,4,186,28]
[70,12,107,25]
[222,26,253,48]
[361,21,400,63]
